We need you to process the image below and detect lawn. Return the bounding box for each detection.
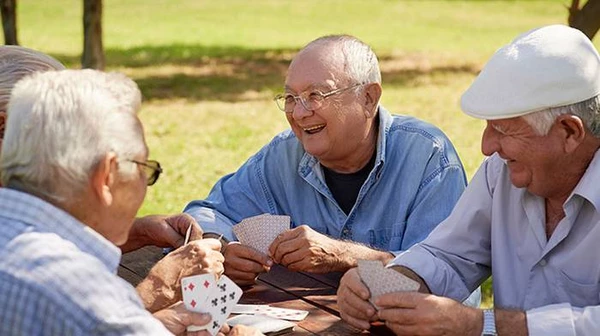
[15,0,580,307]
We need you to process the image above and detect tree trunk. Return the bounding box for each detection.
[82,0,104,69]
[569,0,600,40]
[0,0,18,45]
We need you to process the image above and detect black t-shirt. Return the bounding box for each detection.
[322,153,376,215]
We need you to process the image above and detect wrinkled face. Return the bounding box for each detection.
[284,46,372,167]
[481,117,565,197]
[106,154,148,245]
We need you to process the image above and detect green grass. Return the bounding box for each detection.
[15,0,582,307]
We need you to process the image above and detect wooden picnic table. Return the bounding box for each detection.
[118,246,395,336]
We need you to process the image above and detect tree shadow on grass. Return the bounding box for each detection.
[50,44,481,103]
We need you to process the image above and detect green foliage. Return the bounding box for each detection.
[16,0,578,307]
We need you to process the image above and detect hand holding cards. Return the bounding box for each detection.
[232,214,290,255]
[181,274,243,335]
[357,260,419,309]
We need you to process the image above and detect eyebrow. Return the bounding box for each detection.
[284,84,333,93]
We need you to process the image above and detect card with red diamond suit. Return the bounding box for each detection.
[181,274,216,331]
[181,274,243,335]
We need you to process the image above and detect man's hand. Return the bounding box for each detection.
[224,243,272,286]
[152,301,212,336]
[269,225,351,273]
[337,268,378,330]
[376,292,482,336]
[137,239,224,312]
[122,213,203,253]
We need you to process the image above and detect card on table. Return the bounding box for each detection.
[232,214,290,255]
[181,274,243,335]
[227,314,296,336]
[357,259,419,308]
[231,304,309,321]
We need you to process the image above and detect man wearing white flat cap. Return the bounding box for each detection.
[337,24,600,335]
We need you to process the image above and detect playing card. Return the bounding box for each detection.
[231,304,308,321]
[201,275,244,335]
[227,314,296,335]
[181,274,216,312]
[232,214,290,254]
[357,259,419,308]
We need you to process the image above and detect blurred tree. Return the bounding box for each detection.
[0,0,17,45]
[569,0,600,40]
[82,0,104,69]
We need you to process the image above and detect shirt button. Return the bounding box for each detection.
[342,228,350,235]
[539,259,547,267]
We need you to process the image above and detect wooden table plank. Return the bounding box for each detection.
[119,246,395,335]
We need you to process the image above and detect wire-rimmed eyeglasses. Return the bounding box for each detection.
[274,83,363,113]
[129,159,162,186]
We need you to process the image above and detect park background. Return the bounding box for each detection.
[13,0,599,307]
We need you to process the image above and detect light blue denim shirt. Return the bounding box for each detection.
[0,188,171,335]
[185,106,467,256]
[391,152,600,335]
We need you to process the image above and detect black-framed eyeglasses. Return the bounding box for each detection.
[129,159,162,186]
[274,83,363,113]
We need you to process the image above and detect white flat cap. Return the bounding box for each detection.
[461,24,600,120]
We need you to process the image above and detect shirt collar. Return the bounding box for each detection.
[570,149,600,211]
[0,188,121,271]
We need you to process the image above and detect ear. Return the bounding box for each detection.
[362,83,382,118]
[555,115,586,153]
[91,152,118,207]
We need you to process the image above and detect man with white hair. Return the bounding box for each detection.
[0,45,223,313]
[184,35,475,302]
[337,24,600,335]
[0,69,249,335]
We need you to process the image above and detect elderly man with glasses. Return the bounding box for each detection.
[0,45,228,314]
[184,34,479,305]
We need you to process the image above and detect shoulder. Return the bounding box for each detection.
[0,232,146,329]
[384,113,462,167]
[248,129,304,164]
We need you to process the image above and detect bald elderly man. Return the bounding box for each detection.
[338,25,600,336]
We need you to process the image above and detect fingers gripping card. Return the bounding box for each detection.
[357,259,419,308]
[182,274,243,335]
[232,214,290,254]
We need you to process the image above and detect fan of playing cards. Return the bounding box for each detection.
[357,259,420,309]
[181,274,243,335]
[232,214,291,255]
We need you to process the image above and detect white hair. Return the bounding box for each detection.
[522,95,600,136]
[0,69,145,205]
[302,35,382,86]
[0,45,65,112]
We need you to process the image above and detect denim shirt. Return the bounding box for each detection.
[184,106,467,255]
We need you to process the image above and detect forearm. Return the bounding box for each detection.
[136,273,177,313]
[496,309,528,336]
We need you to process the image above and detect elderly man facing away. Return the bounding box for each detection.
[0,70,260,336]
[338,25,600,336]
[183,34,479,304]
[0,45,223,313]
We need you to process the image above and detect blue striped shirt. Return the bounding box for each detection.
[0,188,172,335]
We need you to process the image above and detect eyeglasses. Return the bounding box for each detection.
[274,83,363,113]
[129,159,162,186]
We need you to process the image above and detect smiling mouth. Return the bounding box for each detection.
[303,124,326,134]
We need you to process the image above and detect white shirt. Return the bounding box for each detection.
[391,152,600,335]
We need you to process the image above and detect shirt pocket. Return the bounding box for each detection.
[368,225,404,251]
[555,268,600,307]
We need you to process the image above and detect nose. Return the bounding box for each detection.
[481,122,500,156]
[291,98,313,120]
